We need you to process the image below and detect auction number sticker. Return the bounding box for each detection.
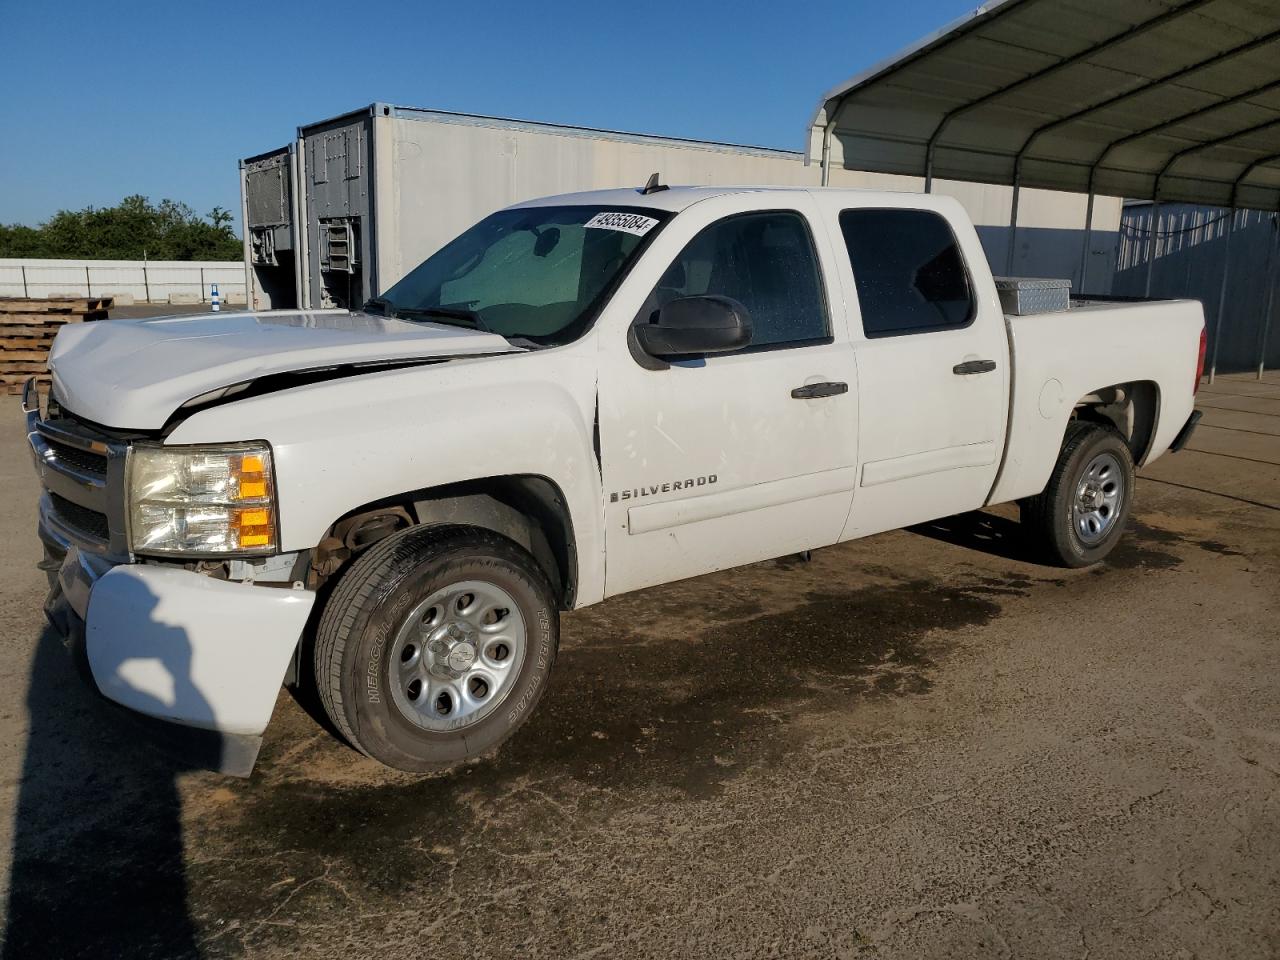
[584,212,659,236]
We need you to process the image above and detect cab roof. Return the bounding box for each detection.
[510,184,947,213]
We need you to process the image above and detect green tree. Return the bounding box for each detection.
[0,196,242,260]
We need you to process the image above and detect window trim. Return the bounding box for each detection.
[631,208,833,363]
[839,206,978,340]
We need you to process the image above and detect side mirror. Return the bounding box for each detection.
[633,296,752,361]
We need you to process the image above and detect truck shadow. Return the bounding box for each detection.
[3,594,210,958]
[907,509,1037,563]
[220,574,1013,902]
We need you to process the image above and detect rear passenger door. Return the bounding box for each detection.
[822,202,1009,539]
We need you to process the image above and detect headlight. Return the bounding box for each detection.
[127,443,278,556]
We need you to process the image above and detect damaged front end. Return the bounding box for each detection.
[22,379,314,776]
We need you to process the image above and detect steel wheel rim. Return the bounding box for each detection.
[1072,451,1124,546]
[388,579,527,732]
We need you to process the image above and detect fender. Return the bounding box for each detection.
[166,342,608,606]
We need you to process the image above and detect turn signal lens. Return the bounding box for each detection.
[236,508,273,548]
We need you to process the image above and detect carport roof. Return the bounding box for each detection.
[811,0,1280,210]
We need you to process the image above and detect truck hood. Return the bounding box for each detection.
[48,309,519,430]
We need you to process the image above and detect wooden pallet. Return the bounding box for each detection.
[0,311,106,325]
[0,327,74,337]
[0,297,113,314]
[1,350,51,362]
[0,297,110,395]
[1,375,50,396]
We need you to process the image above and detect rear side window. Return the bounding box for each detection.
[646,211,828,349]
[839,208,974,337]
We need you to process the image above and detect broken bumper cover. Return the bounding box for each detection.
[41,511,315,776]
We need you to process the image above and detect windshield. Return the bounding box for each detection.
[371,205,670,345]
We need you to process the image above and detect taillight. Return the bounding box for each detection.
[1194,326,1206,394]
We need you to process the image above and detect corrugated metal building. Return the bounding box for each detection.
[1116,203,1279,375]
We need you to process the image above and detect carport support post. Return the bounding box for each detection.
[1257,211,1279,380]
[1209,209,1237,385]
[1079,191,1095,294]
[1005,177,1021,276]
[1143,202,1161,298]
[819,121,835,187]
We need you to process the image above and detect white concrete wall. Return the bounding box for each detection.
[0,259,247,304]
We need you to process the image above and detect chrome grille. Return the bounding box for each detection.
[24,384,130,560]
[44,434,108,478]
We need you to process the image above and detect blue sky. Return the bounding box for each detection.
[0,0,975,230]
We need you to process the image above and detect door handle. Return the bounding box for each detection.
[953,359,997,375]
[790,381,848,399]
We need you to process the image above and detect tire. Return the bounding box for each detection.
[314,525,559,773]
[1020,420,1135,568]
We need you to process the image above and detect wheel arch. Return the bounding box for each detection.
[308,474,579,610]
[1072,379,1162,466]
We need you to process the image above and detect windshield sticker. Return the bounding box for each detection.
[584,212,659,236]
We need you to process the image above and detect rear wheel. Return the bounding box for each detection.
[314,525,559,773]
[1021,420,1134,567]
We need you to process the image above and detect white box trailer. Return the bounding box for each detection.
[284,104,814,310]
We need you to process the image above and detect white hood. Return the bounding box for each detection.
[48,309,518,429]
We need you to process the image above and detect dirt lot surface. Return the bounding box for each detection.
[1,374,1277,959]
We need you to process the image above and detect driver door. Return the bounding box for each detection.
[595,197,859,597]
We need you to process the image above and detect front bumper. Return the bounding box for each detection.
[27,380,315,776]
[41,533,315,775]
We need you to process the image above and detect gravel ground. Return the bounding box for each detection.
[0,374,1277,959]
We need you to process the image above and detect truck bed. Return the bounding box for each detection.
[989,297,1204,506]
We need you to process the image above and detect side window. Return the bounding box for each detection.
[839,209,975,337]
[646,211,829,349]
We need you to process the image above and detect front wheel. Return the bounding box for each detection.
[314,525,559,773]
[1021,420,1135,568]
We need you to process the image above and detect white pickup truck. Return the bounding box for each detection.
[24,185,1205,774]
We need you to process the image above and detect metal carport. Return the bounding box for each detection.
[809,0,1280,378]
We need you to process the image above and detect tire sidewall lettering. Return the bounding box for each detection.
[508,606,553,726]
[366,589,415,704]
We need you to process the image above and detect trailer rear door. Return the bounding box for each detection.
[303,112,375,309]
